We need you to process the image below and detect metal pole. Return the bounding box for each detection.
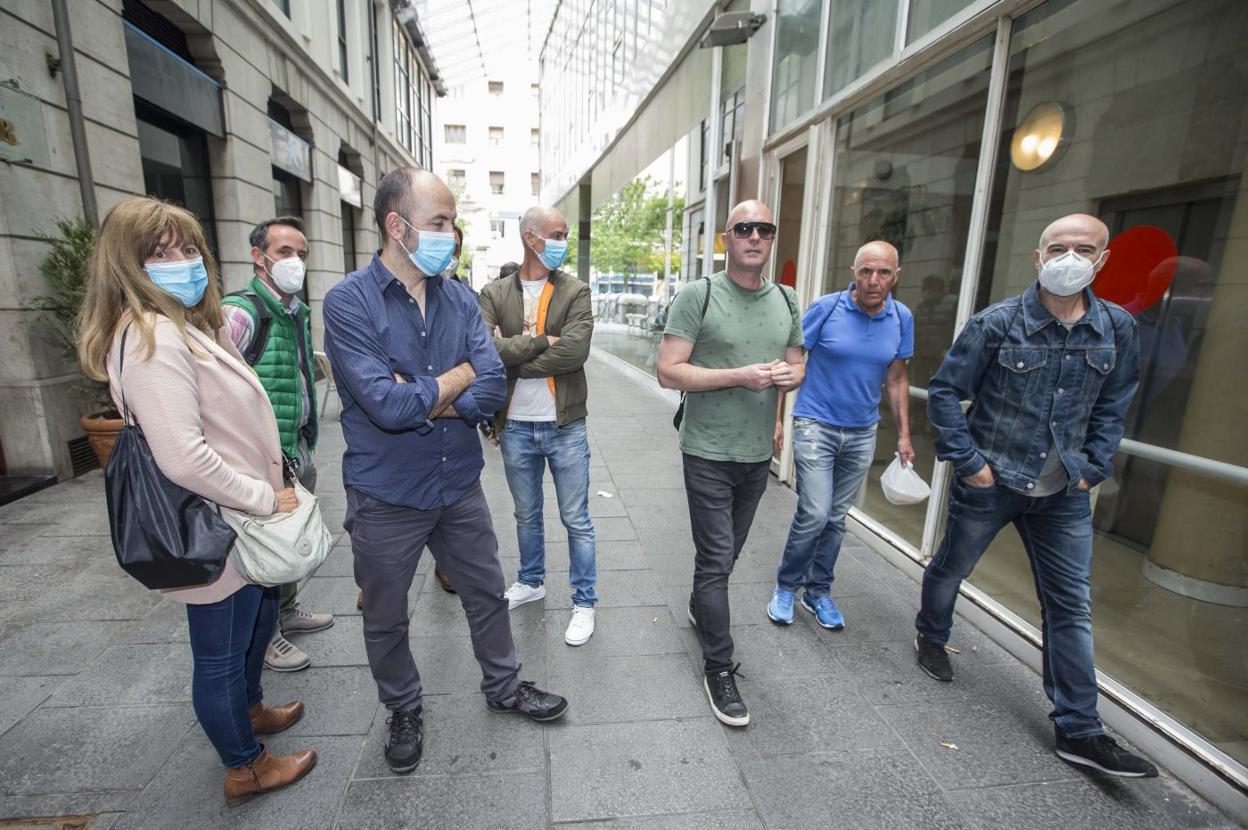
[51,0,99,229]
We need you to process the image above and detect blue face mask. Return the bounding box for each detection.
[530,235,568,271]
[144,257,209,307]
[399,219,457,276]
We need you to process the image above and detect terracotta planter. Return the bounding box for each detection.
[80,412,124,469]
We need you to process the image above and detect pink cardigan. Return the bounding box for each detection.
[108,313,285,604]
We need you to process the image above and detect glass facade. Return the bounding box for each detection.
[583,0,1248,778]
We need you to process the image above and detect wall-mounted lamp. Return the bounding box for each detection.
[1010,102,1071,172]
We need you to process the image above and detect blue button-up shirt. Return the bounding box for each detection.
[323,253,506,509]
[927,282,1140,495]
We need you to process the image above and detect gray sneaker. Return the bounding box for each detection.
[264,635,311,672]
[281,608,334,634]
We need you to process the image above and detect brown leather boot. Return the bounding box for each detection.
[435,565,456,594]
[224,746,316,806]
[249,700,304,735]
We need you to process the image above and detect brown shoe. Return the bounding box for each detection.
[435,565,456,594]
[249,700,305,735]
[224,746,316,806]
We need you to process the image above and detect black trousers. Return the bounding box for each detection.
[682,453,771,673]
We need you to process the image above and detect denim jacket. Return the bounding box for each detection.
[927,282,1140,495]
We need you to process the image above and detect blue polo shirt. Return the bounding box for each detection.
[792,287,913,428]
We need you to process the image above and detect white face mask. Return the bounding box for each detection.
[1037,249,1103,297]
[266,255,306,294]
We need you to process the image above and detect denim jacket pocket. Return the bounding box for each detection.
[997,347,1048,401]
[1079,347,1116,405]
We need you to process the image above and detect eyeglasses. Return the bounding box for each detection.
[728,222,777,240]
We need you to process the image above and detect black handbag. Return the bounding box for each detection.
[105,325,237,590]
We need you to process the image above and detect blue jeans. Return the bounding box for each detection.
[185,583,279,767]
[501,418,598,607]
[915,478,1102,739]
[776,419,877,598]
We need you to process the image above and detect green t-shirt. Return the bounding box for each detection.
[664,271,803,463]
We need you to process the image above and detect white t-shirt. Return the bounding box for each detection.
[508,278,558,422]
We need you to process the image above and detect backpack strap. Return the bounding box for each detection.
[224,290,273,366]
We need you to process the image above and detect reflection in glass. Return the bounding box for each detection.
[824,0,898,98]
[770,0,822,132]
[823,37,994,547]
[906,0,977,44]
[975,0,1248,766]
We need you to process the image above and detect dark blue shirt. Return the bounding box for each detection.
[927,282,1140,495]
[323,253,507,510]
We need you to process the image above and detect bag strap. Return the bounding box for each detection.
[676,278,715,416]
[225,290,273,366]
[117,323,134,426]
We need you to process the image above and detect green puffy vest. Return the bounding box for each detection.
[222,276,318,458]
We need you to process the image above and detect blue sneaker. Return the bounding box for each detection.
[767,587,796,625]
[800,594,845,630]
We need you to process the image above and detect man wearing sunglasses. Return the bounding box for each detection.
[767,240,915,631]
[658,200,804,727]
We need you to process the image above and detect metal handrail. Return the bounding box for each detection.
[907,386,1248,487]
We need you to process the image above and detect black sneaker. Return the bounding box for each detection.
[384,709,423,774]
[915,633,953,682]
[704,664,749,727]
[487,681,568,722]
[1056,733,1159,778]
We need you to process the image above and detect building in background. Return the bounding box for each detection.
[0,0,441,481]
[434,72,542,288]
[537,0,1248,816]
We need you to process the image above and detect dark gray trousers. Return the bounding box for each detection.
[344,482,520,712]
[682,453,771,674]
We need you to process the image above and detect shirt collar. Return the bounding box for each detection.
[844,284,895,319]
[255,274,301,313]
[1022,281,1104,337]
[368,252,445,295]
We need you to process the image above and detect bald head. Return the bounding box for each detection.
[1034,213,1111,278]
[853,240,899,269]
[520,206,566,239]
[725,199,774,229]
[1038,214,1109,251]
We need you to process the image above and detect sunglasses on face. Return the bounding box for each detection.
[728,221,777,240]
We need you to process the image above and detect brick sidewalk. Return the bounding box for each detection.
[0,352,1235,829]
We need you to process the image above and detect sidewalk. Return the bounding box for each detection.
[0,351,1237,829]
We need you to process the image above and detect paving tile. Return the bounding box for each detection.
[120,600,190,645]
[952,775,1239,830]
[546,653,710,725]
[294,615,369,667]
[311,542,356,578]
[626,501,692,530]
[739,747,974,829]
[878,699,1078,789]
[45,643,192,707]
[0,704,195,796]
[0,564,77,603]
[338,772,546,829]
[0,534,112,566]
[714,621,841,679]
[550,515,638,542]
[296,575,373,618]
[0,620,130,675]
[818,590,924,644]
[7,572,163,623]
[0,524,54,551]
[549,719,753,823]
[0,791,141,822]
[837,640,1043,707]
[353,692,544,778]
[115,733,357,830]
[720,674,901,758]
[556,811,765,829]
[542,539,651,572]
[543,605,687,661]
[0,675,62,736]
[260,665,381,737]
[546,569,665,609]
[612,471,688,490]
[408,583,542,639]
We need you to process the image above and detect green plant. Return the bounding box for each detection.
[26,218,114,415]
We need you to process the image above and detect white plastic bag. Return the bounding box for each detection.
[881,453,931,505]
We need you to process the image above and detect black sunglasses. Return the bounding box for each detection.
[728,221,777,240]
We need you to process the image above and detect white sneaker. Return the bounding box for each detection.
[264,635,310,672]
[504,581,546,609]
[564,606,595,646]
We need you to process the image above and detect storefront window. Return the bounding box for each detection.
[824,0,897,99]
[906,0,977,44]
[769,0,822,132]
[973,0,1248,766]
[136,108,218,256]
[822,36,994,547]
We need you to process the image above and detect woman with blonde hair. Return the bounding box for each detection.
[78,196,316,804]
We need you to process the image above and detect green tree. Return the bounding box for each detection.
[590,176,683,278]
